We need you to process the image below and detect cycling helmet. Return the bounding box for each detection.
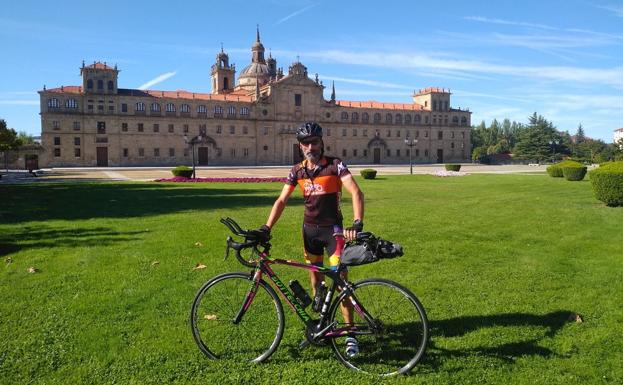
[296,122,323,142]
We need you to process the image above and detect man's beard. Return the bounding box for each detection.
[304,149,322,163]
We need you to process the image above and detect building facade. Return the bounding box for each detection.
[614,128,623,146]
[39,32,471,167]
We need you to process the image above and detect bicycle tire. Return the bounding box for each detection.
[328,278,429,376]
[190,272,285,363]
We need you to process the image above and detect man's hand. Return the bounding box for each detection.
[254,225,272,243]
[344,220,363,242]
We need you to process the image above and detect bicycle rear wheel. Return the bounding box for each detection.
[328,278,428,376]
[190,272,284,363]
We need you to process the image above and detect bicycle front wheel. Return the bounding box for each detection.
[190,272,284,363]
[328,278,429,376]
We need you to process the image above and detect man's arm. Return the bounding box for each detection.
[341,174,364,240]
[265,184,296,229]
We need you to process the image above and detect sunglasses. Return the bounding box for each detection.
[300,138,322,146]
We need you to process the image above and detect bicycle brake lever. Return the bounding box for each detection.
[224,236,232,260]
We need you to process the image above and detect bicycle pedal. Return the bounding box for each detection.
[298,340,311,351]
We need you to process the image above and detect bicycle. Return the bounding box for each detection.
[190,217,429,376]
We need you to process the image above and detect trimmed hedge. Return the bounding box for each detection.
[589,161,623,206]
[547,160,582,178]
[445,164,461,172]
[171,165,193,178]
[360,169,377,179]
[562,165,587,181]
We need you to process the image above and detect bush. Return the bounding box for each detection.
[171,165,193,178]
[547,160,582,178]
[589,161,623,206]
[445,164,461,172]
[360,169,377,179]
[562,165,587,181]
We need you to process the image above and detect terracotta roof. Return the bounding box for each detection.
[336,100,426,111]
[84,62,116,70]
[42,86,82,94]
[415,87,450,96]
[40,86,254,102]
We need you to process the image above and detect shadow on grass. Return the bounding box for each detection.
[0,226,149,256]
[0,182,293,224]
[424,311,575,367]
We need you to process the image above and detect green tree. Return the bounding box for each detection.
[575,124,586,143]
[17,131,36,145]
[0,119,23,170]
[513,113,561,162]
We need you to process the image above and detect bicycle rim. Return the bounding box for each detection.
[190,272,284,363]
[329,278,428,376]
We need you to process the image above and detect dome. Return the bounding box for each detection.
[238,62,271,87]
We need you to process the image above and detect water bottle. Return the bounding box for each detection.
[289,280,312,308]
[312,281,328,313]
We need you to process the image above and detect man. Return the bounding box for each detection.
[259,121,364,357]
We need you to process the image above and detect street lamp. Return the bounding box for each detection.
[404,138,418,174]
[184,134,203,179]
[548,139,560,162]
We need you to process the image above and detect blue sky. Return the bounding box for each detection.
[1,0,622,142]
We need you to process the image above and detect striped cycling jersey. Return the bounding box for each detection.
[286,156,351,226]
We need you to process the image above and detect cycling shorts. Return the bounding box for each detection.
[302,224,345,271]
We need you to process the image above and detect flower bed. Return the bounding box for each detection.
[432,171,468,177]
[155,176,287,183]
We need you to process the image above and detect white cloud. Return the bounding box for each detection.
[138,71,177,90]
[594,4,623,17]
[464,16,556,30]
[275,3,319,25]
[319,75,411,89]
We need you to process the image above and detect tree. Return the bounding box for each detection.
[0,119,23,170]
[513,113,560,162]
[575,124,586,144]
[17,131,36,145]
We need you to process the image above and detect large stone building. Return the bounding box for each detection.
[39,30,471,167]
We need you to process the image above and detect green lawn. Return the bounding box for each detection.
[1,174,621,385]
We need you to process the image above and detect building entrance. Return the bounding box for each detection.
[96,147,108,166]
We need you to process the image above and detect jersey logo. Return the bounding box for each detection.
[337,161,348,176]
[303,180,325,195]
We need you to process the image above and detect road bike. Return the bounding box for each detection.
[190,217,429,376]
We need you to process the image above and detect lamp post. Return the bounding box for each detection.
[548,139,560,162]
[184,134,203,179]
[404,138,418,174]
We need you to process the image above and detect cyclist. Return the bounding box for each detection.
[258,121,364,357]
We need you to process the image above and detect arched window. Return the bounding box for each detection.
[214,105,223,116]
[414,114,421,124]
[385,113,393,124]
[461,116,468,126]
[48,98,60,108]
[166,103,176,112]
[241,107,250,116]
[197,105,207,113]
[107,81,114,90]
[433,100,438,111]
[395,114,402,125]
[97,80,103,90]
[136,102,145,111]
[452,116,459,125]
[223,77,229,90]
[151,103,161,112]
[373,113,381,123]
[404,115,412,125]
[227,106,236,116]
[351,112,359,123]
[87,79,93,89]
[362,112,369,123]
[181,104,190,113]
[65,98,78,108]
[341,112,349,121]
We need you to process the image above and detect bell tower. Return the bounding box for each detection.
[80,60,119,95]
[211,46,235,94]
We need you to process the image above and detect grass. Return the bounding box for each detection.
[1,174,622,384]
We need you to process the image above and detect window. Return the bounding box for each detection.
[74,148,81,157]
[181,104,190,113]
[243,126,248,135]
[138,148,145,157]
[73,121,80,130]
[263,127,268,135]
[65,99,78,108]
[352,128,357,136]
[48,98,60,108]
[386,149,391,157]
[425,149,429,157]
[363,129,368,137]
[169,148,175,157]
[108,105,114,111]
[461,131,465,138]
[416,149,420,157]
[397,130,401,137]
[387,130,391,137]
[373,113,381,123]
[405,115,412,125]
[199,125,207,136]
[97,121,106,134]
[227,106,236,116]
[214,105,223,116]
[461,116,468,126]
[136,102,145,111]
[444,101,448,111]
[342,149,347,157]
[362,112,369,123]
[88,105,93,111]
[97,80,103,90]
[351,112,359,123]
[438,131,443,140]
[415,130,419,138]
[385,113,393,124]
[154,148,160,157]
[74,137,80,146]
[123,148,129,157]
[138,123,144,132]
[295,94,302,106]
[451,131,455,138]
[243,148,249,157]
[414,114,421,124]
[395,114,402,125]
[197,105,207,114]
[353,149,358,156]
[241,107,250,116]
[166,103,176,112]
[54,148,61,157]
[87,79,93,90]
[151,103,161,112]
[341,112,348,121]
[168,124,174,133]
[452,116,459,125]
[229,126,235,134]
[183,124,189,133]
[425,116,429,124]
[54,137,61,145]
[425,131,429,138]
[451,142,455,149]
[184,148,189,157]
[216,125,222,134]
[230,148,236,157]
[98,105,103,111]
[122,103,128,113]
[153,123,159,132]
[326,128,331,136]
[433,100,438,111]
[342,129,347,137]
[396,149,401,156]
[363,149,367,157]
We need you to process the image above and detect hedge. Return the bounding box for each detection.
[445,164,461,172]
[562,165,587,181]
[171,165,193,178]
[547,160,582,178]
[360,169,377,179]
[589,161,623,206]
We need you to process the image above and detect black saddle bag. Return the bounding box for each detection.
[341,232,403,266]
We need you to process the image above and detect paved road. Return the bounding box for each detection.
[0,164,551,184]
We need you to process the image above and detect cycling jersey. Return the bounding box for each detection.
[286,156,351,226]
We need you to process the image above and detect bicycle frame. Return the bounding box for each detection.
[235,251,379,342]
